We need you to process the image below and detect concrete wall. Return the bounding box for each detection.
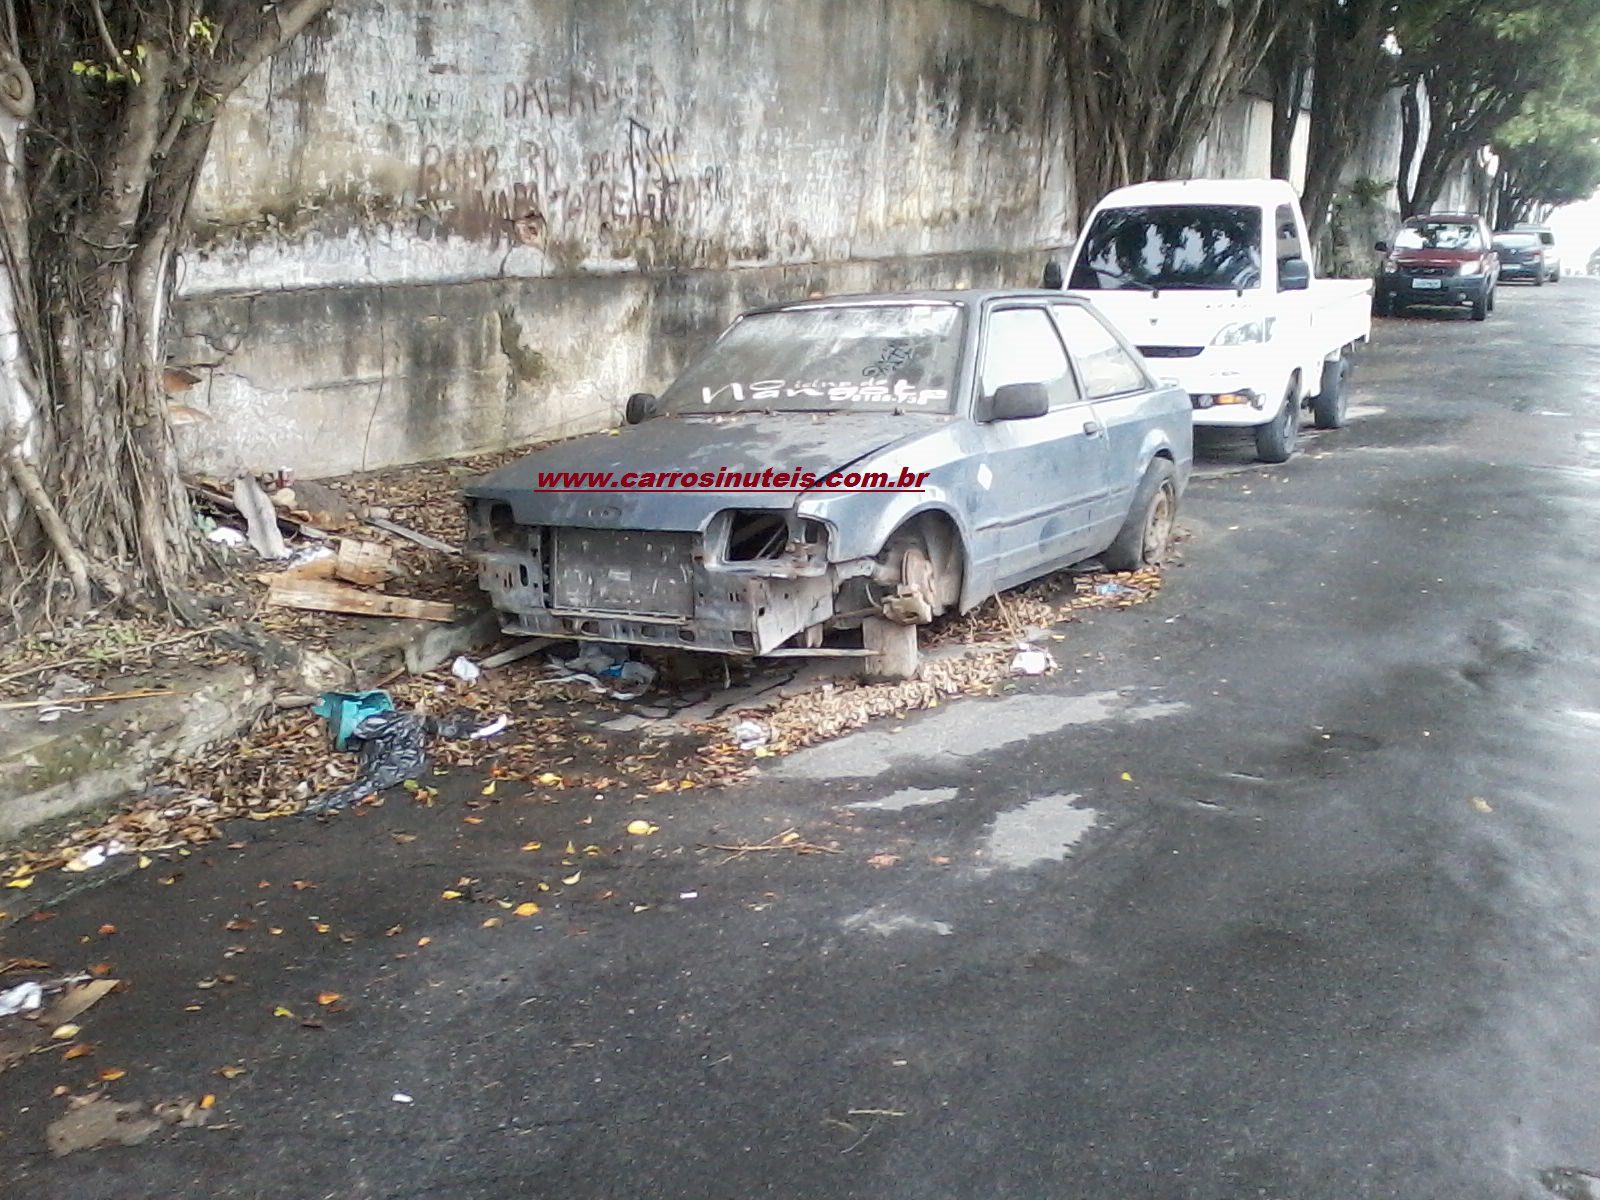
[174,0,1072,478]
[1193,95,1309,193]
[170,1,1387,480]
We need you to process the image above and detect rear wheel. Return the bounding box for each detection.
[1102,458,1178,572]
[1253,380,1300,464]
[1311,357,1349,430]
[1534,270,1545,287]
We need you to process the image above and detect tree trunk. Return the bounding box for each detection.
[1398,81,1422,216]
[1044,0,1290,226]
[0,0,333,630]
[1267,9,1313,182]
[1299,0,1396,243]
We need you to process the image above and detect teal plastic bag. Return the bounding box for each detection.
[312,690,395,751]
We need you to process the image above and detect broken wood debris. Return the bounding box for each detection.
[0,688,175,712]
[365,514,460,555]
[333,538,394,588]
[265,577,458,622]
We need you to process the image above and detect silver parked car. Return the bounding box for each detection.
[465,290,1193,671]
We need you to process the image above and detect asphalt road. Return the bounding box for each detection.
[6,278,1600,1199]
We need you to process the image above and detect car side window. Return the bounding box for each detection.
[979,307,1081,409]
[1050,305,1149,399]
[1275,203,1305,266]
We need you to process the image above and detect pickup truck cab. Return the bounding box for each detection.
[1054,179,1373,463]
[1376,212,1498,318]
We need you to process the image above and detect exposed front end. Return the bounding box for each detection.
[466,500,854,656]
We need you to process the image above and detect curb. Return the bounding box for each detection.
[0,604,501,849]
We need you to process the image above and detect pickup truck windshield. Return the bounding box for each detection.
[1395,222,1479,250]
[658,304,963,415]
[1070,204,1263,291]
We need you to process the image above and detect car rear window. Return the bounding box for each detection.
[1494,233,1540,248]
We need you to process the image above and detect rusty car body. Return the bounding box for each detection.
[464,290,1193,661]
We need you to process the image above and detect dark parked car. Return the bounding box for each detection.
[1493,230,1554,284]
[1375,213,1498,320]
[464,291,1193,675]
[1510,224,1560,281]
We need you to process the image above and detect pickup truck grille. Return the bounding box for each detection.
[1136,345,1204,358]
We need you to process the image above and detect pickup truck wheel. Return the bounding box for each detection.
[1101,458,1178,571]
[1312,358,1349,430]
[1471,290,1490,321]
[1253,383,1300,463]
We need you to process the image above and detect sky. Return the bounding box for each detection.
[1547,195,1600,268]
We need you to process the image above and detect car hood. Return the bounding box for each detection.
[1392,249,1480,266]
[466,411,947,531]
[1070,289,1267,348]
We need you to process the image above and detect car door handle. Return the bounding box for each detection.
[1082,420,1104,437]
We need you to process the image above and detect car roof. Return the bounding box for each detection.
[747,289,1092,316]
[1409,212,1482,224]
[1091,177,1298,210]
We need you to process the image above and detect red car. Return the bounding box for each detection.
[1375,213,1499,320]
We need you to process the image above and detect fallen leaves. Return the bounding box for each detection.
[513,902,541,917]
[217,1065,248,1079]
[625,820,658,836]
[866,854,901,869]
[316,992,342,1007]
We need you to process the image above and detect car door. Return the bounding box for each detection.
[1050,303,1160,549]
[969,304,1112,588]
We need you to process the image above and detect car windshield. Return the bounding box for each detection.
[1494,233,1540,249]
[1069,204,1263,291]
[658,304,964,414]
[1396,222,1479,250]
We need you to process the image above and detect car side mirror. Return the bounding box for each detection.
[1041,259,1064,290]
[1279,257,1311,291]
[624,392,658,425]
[987,382,1050,422]
[1374,240,1390,254]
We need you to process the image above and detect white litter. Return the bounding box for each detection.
[61,839,128,874]
[679,891,699,901]
[450,656,482,684]
[391,1093,414,1104]
[733,719,771,751]
[0,980,44,1016]
[1009,644,1057,676]
[206,525,248,548]
[468,714,511,740]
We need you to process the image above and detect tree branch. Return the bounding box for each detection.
[209,0,333,97]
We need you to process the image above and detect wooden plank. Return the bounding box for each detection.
[480,639,552,669]
[366,515,460,555]
[265,577,458,622]
[334,538,394,587]
[0,688,175,711]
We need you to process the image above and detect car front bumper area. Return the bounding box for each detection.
[1380,271,1488,305]
[465,505,886,657]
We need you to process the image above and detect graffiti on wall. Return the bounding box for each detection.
[410,66,729,256]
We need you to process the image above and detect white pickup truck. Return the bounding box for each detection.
[1054,179,1372,463]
